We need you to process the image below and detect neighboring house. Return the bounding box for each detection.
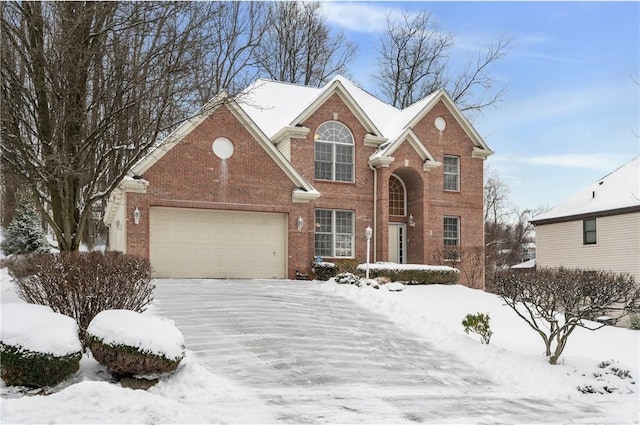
[520,242,536,262]
[103,76,493,286]
[530,156,640,283]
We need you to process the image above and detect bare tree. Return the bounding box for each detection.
[374,9,510,112]
[0,2,233,251]
[187,1,268,106]
[498,267,640,364]
[255,1,356,86]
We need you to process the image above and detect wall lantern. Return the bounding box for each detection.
[133,207,141,225]
[297,216,304,232]
[408,213,416,227]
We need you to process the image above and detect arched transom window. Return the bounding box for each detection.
[314,121,354,182]
[389,174,406,216]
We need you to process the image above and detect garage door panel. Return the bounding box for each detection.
[150,207,287,279]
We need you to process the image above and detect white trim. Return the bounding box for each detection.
[364,134,388,147]
[371,128,441,171]
[272,126,310,146]
[389,173,407,216]
[405,90,493,154]
[290,79,383,138]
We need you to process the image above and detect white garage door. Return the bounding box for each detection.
[150,207,287,279]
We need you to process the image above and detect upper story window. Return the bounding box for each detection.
[389,174,406,216]
[314,121,354,182]
[443,155,460,191]
[583,218,597,245]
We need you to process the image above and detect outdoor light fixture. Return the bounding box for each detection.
[133,207,141,225]
[408,213,416,227]
[297,216,304,232]
[365,226,373,280]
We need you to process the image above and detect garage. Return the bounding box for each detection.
[149,207,287,279]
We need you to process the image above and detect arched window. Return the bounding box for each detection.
[389,174,406,216]
[314,121,354,182]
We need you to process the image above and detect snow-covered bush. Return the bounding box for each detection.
[334,272,359,285]
[577,360,636,394]
[461,312,493,344]
[628,313,640,330]
[8,251,154,343]
[0,303,82,387]
[0,197,48,256]
[312,261,337,281]
[87,310,185,379]
[355,263,459,285]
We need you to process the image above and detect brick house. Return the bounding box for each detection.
[104,76,493,287]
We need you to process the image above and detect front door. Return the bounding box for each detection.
[388,223,406,264]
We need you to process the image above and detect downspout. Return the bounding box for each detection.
[369,162,377,261]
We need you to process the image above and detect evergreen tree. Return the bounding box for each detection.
[1,197,49,255]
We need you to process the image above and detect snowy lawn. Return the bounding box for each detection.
[1,269,638,423]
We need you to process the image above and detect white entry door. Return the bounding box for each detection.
[388,223,406,264]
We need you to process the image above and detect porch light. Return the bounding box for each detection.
[365,226,373,280]
[297,216,304,232]
[133,207,141,225]
[408,213,415,227]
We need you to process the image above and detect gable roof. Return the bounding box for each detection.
[531,156,640,224]
[238,76,493,160]
[131,93,319,203]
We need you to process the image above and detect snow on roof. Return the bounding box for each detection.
[237,76,442,142]
[532,156,640,223]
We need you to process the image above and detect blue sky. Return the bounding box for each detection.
[320,1,640,211]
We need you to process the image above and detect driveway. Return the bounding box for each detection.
[153,279,598,423]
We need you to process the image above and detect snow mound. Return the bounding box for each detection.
[384,281,405,292]
[87,310,184,361]
[0,303,81,356]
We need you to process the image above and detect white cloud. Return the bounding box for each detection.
[320,2,415,34]
[524,154,630,171]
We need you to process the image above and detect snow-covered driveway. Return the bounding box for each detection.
[153,279,600,424]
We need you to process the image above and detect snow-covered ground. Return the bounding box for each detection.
[1,271,638,424]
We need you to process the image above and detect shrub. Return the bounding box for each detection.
[629,314,640,330]
[333,259,360,274]
[9,251,154,344]
[87,338,182,378]
[0,343,81,387]
[87,310,185,378]
[0,303,82,388]
[312,261,337,281]
[497,267,640,364]
[461,312,493,344]
[355,263,459,285]
[334,272,359,285]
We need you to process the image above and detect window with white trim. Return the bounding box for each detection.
[314,209,354,257]
[314,121,354,182]
[389,174,407,216]
[443,155,460,191]
[443,216,460,246]
[583,218,597,245]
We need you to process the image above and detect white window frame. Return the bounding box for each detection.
[443,216,460,247]
[314,209,354,258]
[443,155,460,191]
[389,174,407,216]
[314,121,354,183]
[583,218,597,245]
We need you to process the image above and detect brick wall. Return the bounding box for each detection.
[124,95,486,286]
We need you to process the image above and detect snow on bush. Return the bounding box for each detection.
[0,303,82,387]
[1,303,81,356]
[87,310,185,378]
[356,262,459,284]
